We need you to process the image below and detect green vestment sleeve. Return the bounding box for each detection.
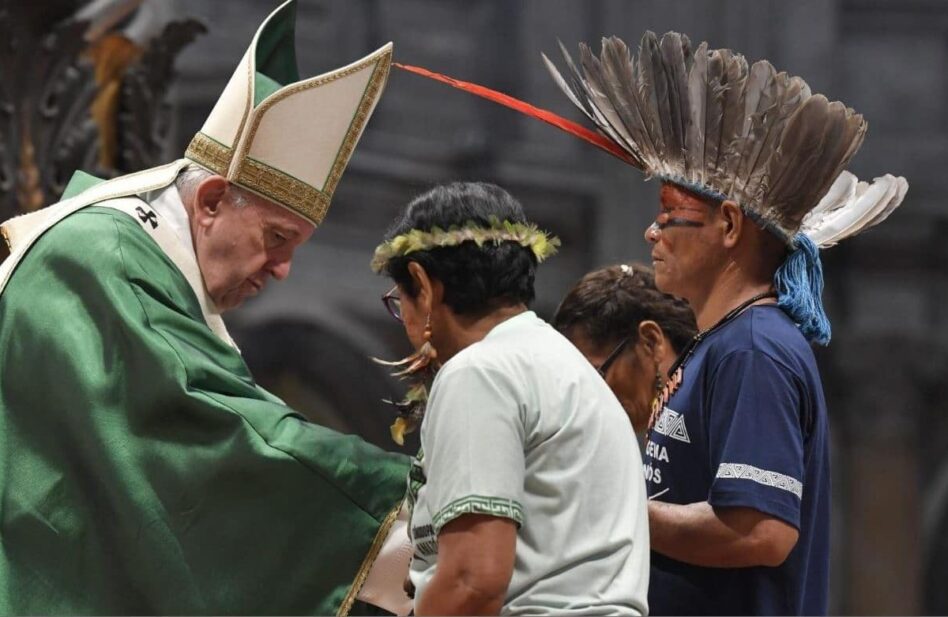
[0,207,409,615]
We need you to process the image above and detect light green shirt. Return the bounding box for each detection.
[408,311,649,615]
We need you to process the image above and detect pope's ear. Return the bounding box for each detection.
[192,175,229,226]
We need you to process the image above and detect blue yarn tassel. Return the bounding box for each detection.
[775,234,831,345]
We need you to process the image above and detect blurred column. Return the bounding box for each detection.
[828,337,922,615]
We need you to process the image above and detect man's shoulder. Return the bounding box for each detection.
[36,202,158,263]
[705,306,816,373]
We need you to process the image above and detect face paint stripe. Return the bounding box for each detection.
[657,218,705,229]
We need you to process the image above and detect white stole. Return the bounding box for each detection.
[0,160,237,349]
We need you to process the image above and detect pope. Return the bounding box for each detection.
[0,1,411,614]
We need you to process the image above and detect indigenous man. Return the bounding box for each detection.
[0,1,411,614]
[395,30,908,615]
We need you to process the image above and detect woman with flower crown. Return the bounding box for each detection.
[371,181,649,615]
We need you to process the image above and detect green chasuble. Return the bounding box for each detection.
[0,203,409,614]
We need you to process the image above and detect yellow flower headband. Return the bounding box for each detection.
[370,217,561,273]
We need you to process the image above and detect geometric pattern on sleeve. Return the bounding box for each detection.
[716,463,803,499]
[432,495,525,533]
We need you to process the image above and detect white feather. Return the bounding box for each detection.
[861,175,909,229]
[802,173,908,248]
[802,170,857,222]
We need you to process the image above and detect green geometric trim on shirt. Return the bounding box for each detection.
[431,495,525,533]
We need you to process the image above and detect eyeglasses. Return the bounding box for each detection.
[382,285,402,322]
[596,337,631,377]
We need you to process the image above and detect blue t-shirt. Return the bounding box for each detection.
[645,305,830,616]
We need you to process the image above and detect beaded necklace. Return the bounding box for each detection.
[646,290,778,438]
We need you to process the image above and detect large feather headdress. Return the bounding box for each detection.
[542,33,909,245]
[397,31,907,249]
[394,31,909,345]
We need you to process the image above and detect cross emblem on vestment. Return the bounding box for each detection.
[135,206,158,229]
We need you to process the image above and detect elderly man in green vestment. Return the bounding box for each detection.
[0,1,411,614]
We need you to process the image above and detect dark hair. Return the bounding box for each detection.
[553,263,697,354]
[383,182,537,315]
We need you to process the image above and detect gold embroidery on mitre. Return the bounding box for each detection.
[229,49,256,176]
[192,46,392,226]
[227,47,392,216]
[235,46,392,172]
[184,132,233,177]
[321,52,391,198]
[235,156,330,225]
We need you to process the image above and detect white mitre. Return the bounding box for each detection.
[184,0,392,226]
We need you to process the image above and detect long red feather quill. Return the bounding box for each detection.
[394,62,637,166]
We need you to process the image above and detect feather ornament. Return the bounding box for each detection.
[659,32,692,178]
[804,170,858,221]
[638,32,671,170]
[765,97,867,235]
[372,345,436,446]
[802,172,908,248]
[578,44,642,159]
[706,50,750,192]
[684,42,709,185]
[699,49,728,189]
[394,30,904,244]
[727,60,778,200]
[599,37,655,168]
[394,63,636,165]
